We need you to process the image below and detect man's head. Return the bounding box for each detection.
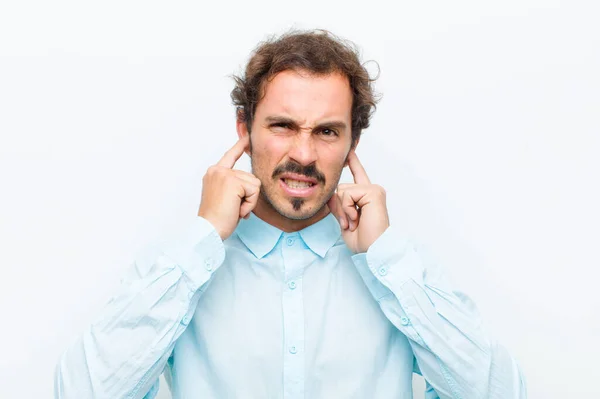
[231,30,378,226]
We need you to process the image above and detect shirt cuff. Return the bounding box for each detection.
[353,225,424,291]
[158,216,226,290]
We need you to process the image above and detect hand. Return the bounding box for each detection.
[197,135,261,240]
[327,150,390,254]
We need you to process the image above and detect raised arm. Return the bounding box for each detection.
[54,216,226,399]
[55,135,261,398]
[352,229,527,398]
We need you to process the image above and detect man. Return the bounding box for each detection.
[54,30,526,399]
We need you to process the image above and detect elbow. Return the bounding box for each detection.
[485,340,527,398]
[52,341,95,399]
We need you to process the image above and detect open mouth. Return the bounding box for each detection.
[281,178,316,189]
[279,177,318,197]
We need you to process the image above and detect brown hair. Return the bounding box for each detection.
[231,29,379,147]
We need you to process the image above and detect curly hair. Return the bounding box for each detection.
[231,29,380,147]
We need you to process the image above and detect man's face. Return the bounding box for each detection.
[247,69,354,221]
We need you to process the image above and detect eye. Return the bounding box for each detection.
[271,122,291,132]
[319,128,338,137]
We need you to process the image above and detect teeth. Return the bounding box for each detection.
[284,179,313,189]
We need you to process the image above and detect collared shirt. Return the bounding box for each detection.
[55,212,527,399]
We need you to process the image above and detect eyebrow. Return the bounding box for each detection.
[264,116,348,132]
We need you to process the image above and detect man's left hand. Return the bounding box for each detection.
[327,150,390,254]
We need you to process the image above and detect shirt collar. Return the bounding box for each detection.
[235,212,341,259]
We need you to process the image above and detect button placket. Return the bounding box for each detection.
[281,233,305,398]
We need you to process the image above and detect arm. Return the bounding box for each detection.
[413,358,440,399]
[352,226,527,399]
[54,216,225,399]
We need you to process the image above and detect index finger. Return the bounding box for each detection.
[347,150,371,185]
[216,135,250,168]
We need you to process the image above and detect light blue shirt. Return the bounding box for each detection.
[55,212,526,398]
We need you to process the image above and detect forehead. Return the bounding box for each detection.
[255,69,352,124]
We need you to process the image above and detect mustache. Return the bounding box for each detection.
[272,162,326,184]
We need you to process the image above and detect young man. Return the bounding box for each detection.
[55,31,527,399]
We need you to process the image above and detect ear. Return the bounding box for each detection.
[236,119,251,157]
[345,137,360,167]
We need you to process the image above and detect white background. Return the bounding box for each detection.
[1,1,598,398]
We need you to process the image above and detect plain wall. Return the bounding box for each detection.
[1,1,598,397]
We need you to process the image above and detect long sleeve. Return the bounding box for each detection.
[351,226,527,399]
[54,216,226,399]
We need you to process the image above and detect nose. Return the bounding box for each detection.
[287,131,318,166]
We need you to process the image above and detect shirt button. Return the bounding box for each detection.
[188,291,194,299]
[288,281,296,290]
[400,316,410,326]
[289,346,297,354]
[182,315,191,325]
[204,258,213,271]
[378,267,387,276]
[286,237,295,246]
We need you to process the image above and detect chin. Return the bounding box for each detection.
[275,199,324,221]
[280,210,316,221]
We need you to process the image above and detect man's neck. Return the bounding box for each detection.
[252,198,331,233]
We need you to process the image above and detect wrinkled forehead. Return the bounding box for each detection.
[254,69,353,127]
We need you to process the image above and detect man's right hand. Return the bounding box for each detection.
[197,135,261,240]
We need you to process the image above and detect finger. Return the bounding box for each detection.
[235,172,261,188]
[233,169,259,181]
[240,201,256,219]
[238,178,260,218]
[347,150,371,185]
[327,193,348,230]
[337,183,354,191]
[340,190,362,230]
[216,135,250,169]
[240,196,258,219]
